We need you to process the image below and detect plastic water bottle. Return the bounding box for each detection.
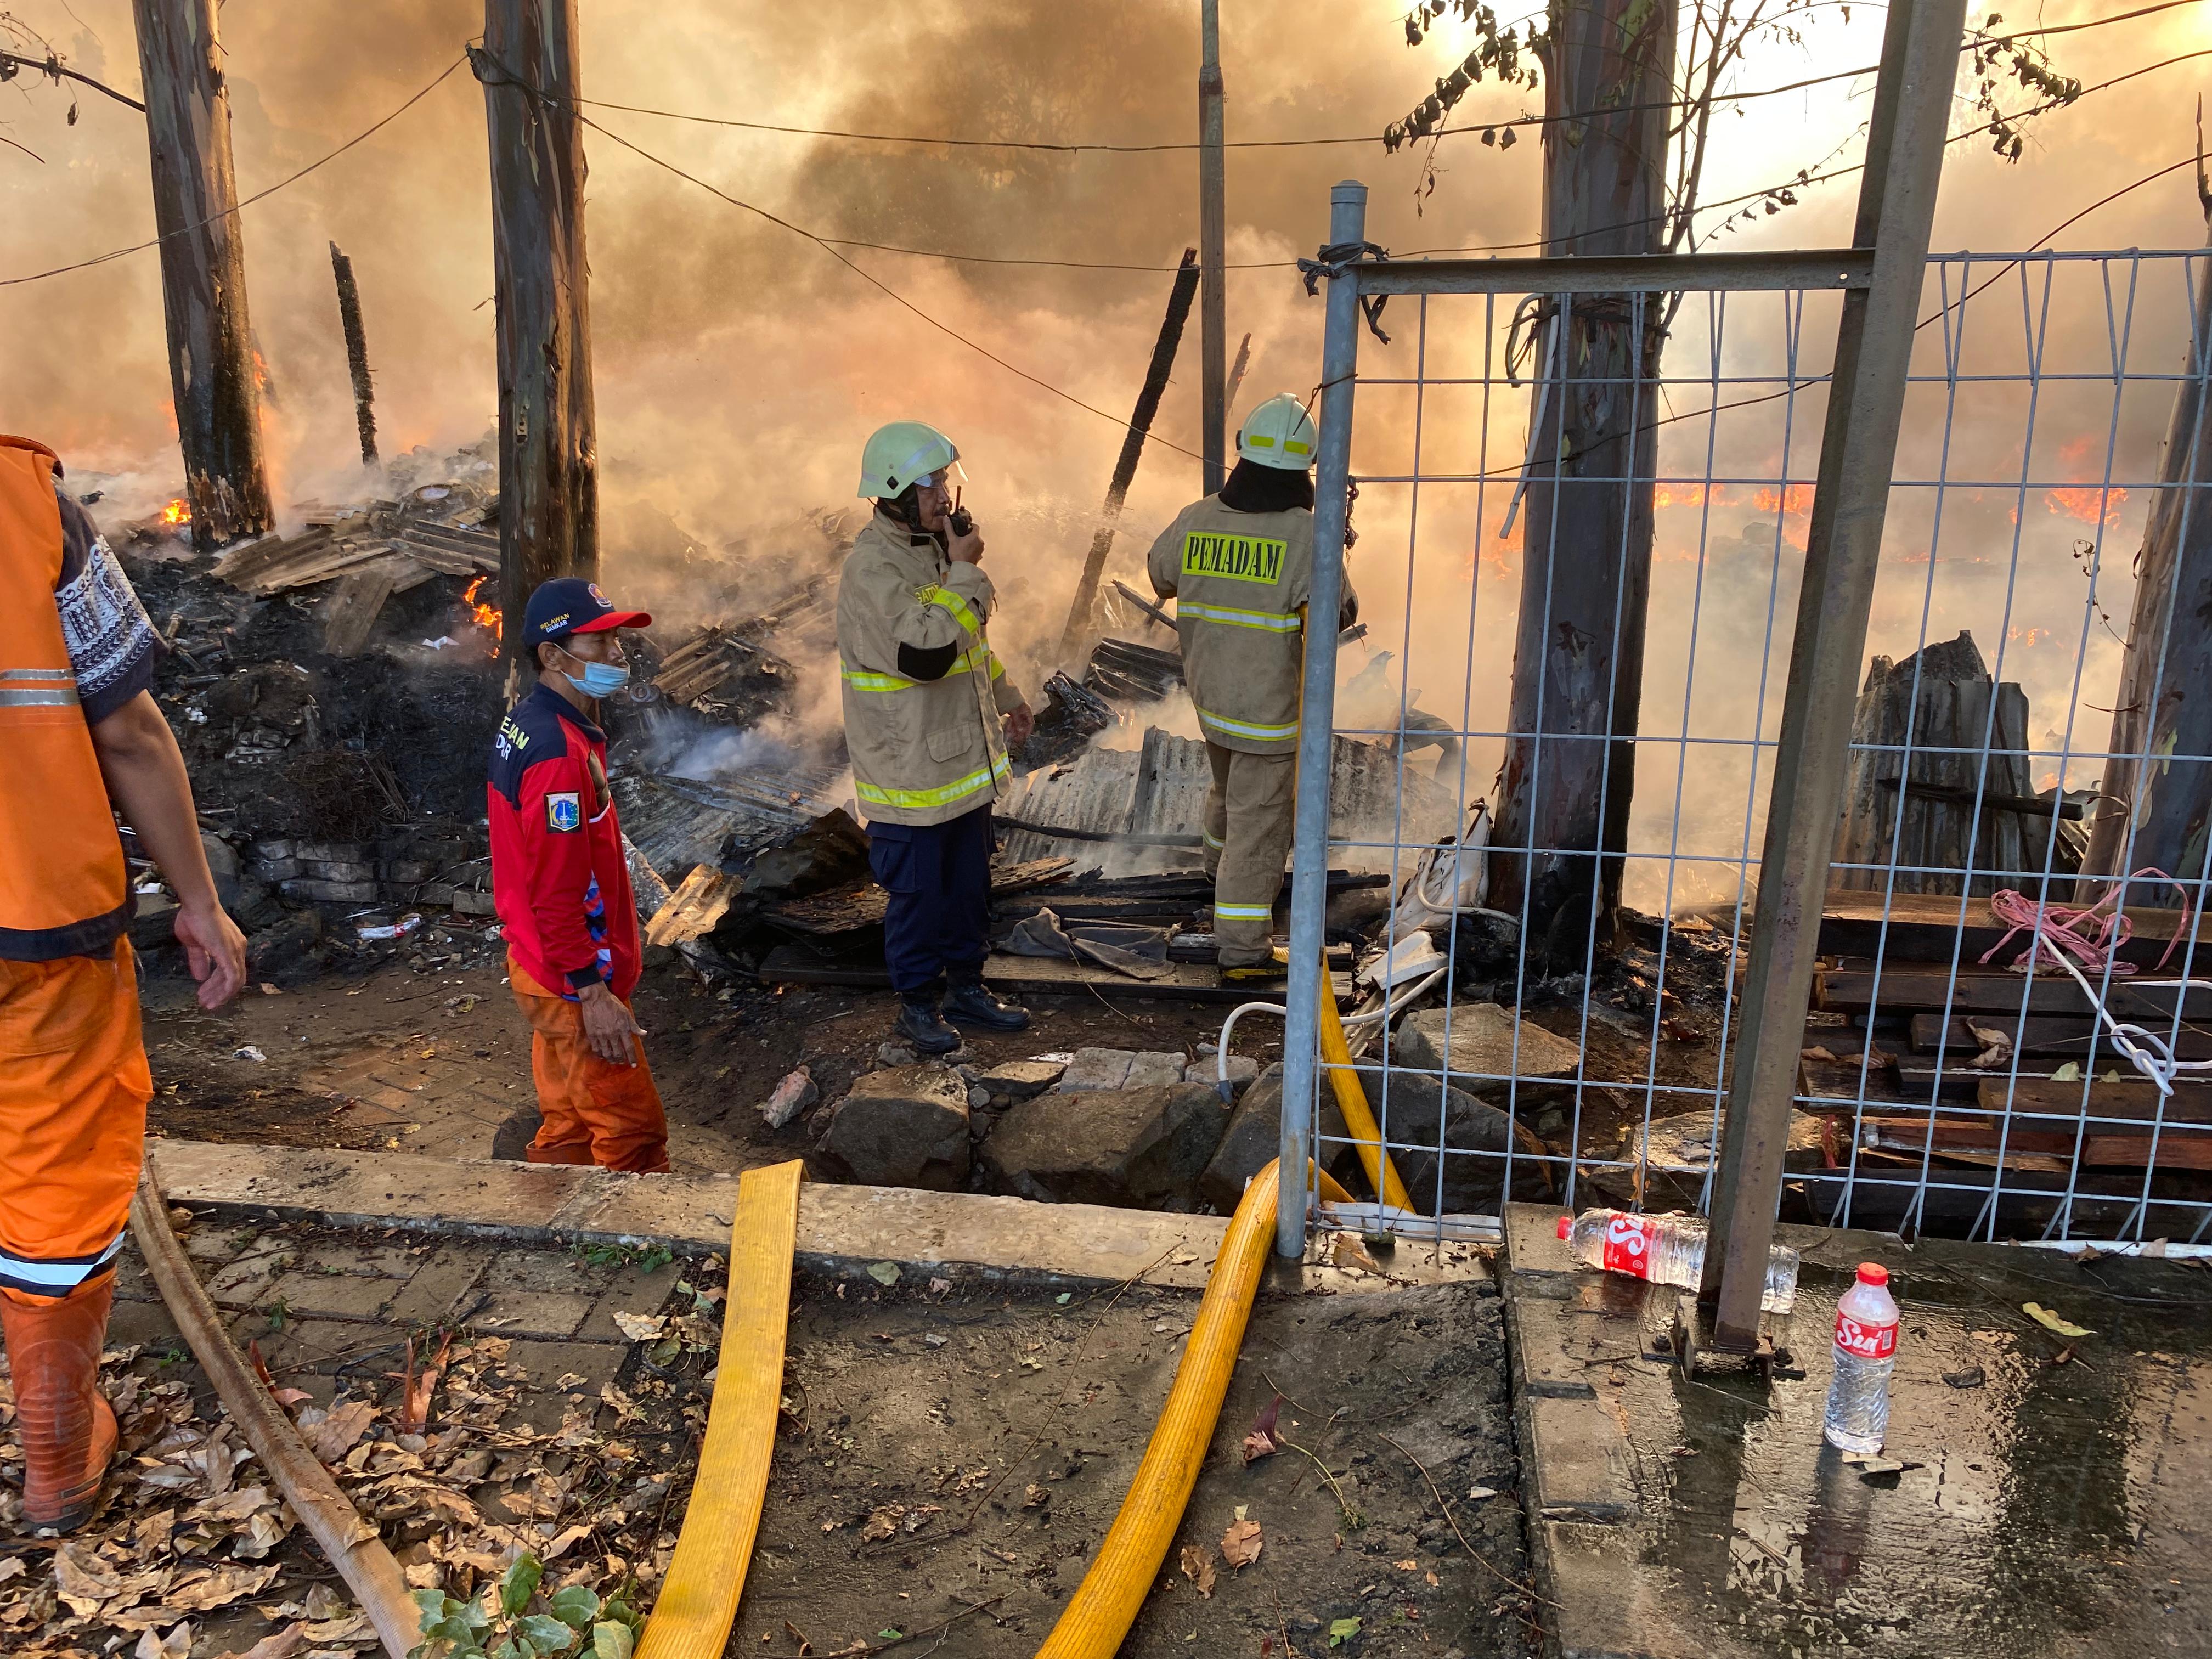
[1555,1209,1799,1314]
[1822,1262,1899,1454]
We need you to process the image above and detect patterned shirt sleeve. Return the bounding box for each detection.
[53,487,164,725]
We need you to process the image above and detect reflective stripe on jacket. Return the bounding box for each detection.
[835,511,1026,827]
[0,437,129,962]
[1146,495,1357,756]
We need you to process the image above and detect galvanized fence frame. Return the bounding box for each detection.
[1277,2,1971,1340]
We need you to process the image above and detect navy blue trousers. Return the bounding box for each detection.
[868,805,994,996]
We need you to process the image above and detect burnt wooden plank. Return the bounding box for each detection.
[1909,1012,2212,1062]
[1975,1076,2212,1124]
[761,945,1352,1005]
[1820,888,2201,969]
[320,564,399,657]
[1820,963,2212,1019]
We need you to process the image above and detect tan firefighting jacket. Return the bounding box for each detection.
[1147,496,1357,755]
[835,511,1026,827]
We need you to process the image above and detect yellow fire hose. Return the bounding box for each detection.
[1034,1158,1282,1658]
[1314,953,1415,1212]
[635,1159,803,1659]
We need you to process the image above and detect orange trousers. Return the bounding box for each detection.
[507,955,670,1173]
[0,941,151,1306]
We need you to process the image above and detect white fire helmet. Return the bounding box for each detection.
[1235,393,1318,471]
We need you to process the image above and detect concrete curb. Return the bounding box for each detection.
[147,1139,1237,1291]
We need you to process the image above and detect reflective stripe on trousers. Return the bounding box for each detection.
[1197,705,1299,744]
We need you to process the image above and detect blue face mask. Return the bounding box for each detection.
[555,646,630,699]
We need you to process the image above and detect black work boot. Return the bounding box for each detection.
[895,994,962,1056]
[945,977,1031,1032]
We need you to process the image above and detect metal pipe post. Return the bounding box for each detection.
[1700,0,1968,1345]
[1199,0,1227,493]
[1277,180,1368,1260]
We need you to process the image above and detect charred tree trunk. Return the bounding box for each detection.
[472,1,597,675]
[1487,0,1675,957]
[132,0,271,551]
[2083,192,2212,895]
[329,242,377,466]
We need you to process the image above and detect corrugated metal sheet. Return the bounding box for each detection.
[612,764,847,881]
[996,727,1462,868]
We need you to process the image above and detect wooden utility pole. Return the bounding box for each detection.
[1058,249,1204,666]
[2083,162,2212,895]
[1198,0,1227,494]
[1486,0,1677,955]
[132,0,271,550]
[472,0,597,673]
[328,242,377,466]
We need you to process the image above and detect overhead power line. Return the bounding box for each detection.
[0,55,470,289]
[574,0,2196,159]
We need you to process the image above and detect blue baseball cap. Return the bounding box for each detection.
[522,577,652,645]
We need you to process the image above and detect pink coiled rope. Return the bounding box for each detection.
[1979,867,2191,978]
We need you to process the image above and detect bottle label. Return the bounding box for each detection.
[1833,1312,1897,1361]
[1601,1214,1656,1279]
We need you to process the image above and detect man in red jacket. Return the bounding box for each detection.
[488,578,668,1173]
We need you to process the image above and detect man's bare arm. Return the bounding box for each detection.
[87,690,246,1009]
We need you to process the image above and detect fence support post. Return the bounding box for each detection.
[1700,0,1967,1345]
[1277,180,1367,1260]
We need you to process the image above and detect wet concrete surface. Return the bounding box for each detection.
[1500,1205,2212,1659]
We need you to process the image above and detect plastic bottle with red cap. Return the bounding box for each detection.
[1822,1262,1899,1453]
[1554,1209,1799,1314]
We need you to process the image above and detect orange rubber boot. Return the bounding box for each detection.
[1,1276,119,1531]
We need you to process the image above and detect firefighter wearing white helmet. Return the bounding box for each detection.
[1147,394,1357,981]
[837,421,1035,1052]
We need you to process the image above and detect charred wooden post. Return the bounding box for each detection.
[2084,165,2212,896]
[1057,248,1203,667]
[328,242,377,466]
[1486,0,1677,953]
[132,0,271,550]
[1833,632,2048,897]
[471,0,598,674]
[1198,0,1227,493]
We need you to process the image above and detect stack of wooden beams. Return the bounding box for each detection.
[208,514,501,658]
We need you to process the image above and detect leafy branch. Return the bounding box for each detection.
[411,1554,646,1659]
[1383,2,1545,156]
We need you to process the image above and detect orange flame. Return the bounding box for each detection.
[462,575,501,632]
[2045,487,2125,527]
[1753,484,1814,515]
[161,497,190,526]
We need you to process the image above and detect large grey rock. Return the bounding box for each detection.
[821,1065,972,1191]
[983,1084,1228,1209]
[1198,1063,1361,1214]
[1366,1071,1530,1216]
[1585,1109,1824,1212]
[1054,1048,1188,1093]
[1393,1004,1580,1097]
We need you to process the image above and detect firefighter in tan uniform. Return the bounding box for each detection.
[1148,396,1355,981]
[837,422,1035,1054]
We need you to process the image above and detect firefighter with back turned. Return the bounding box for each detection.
[0,433,247,1532]
[836,421,1035,1054]
[1149,394,1357,982]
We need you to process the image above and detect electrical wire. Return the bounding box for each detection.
[569,1,2198,160]
[565,106,1210,460]
[0,55,470,289]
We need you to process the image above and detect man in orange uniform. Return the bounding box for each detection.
[488,578,669,1173]
[0,434,246,1532]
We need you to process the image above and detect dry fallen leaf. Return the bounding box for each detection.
[859,1503,905,1542]
[300,1398,378,1464]
[1023,1484,1050,1509]
[213,1626,311,1659]
[1179,1543,1216,1598]
[1800,1045,1840,1064]
[613,1311,670,1344]
[1241,1394,1283,1465]
[1220,1517,1264,1570]
[1328,1232,1384,1274]
[2023,1302,2094,1340]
